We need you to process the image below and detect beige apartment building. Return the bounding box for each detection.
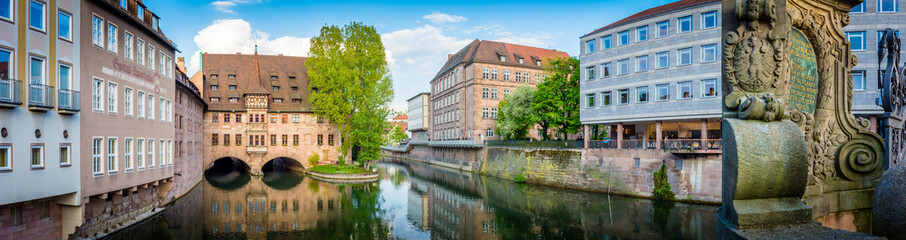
[201,52,341,175]
[76,0,177,237]
[430,40,568,141]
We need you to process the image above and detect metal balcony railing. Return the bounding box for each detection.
[662,139,704,150]
[28,83,55,108]
[588,140,617,149]
[0,79,22,105]
[58,89,80,112]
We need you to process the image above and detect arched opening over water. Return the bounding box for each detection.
[204,157,252,190]
[262,157,305,173]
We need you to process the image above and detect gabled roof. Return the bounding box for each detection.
[202,53,312,112]
[583,0,720,37]
[433,40,569,79]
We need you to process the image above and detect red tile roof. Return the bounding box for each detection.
[392,115,408,121]
[584,0,720,37]
[202,53,312,112]
[435,40,569,79]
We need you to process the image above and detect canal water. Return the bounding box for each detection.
[101,160,719,240]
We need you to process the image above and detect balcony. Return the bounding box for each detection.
[27,83,55,111]
[247,145,267,154]
[588,139,722,154]
[58,89,80,114]
[0,79,23,108]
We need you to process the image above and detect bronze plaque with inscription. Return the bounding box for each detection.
[789,28,819,114]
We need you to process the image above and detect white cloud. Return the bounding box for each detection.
[422,12,467,24]
[464,24,555,48]
[381,25,472,111]
[187,19,310,74]
[210,0,263,14]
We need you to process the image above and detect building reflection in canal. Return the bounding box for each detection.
[103,160,718,239]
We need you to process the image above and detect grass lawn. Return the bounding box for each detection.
[309,164,369,174]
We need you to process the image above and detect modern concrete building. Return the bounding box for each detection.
[0,0,83,238]
[201,52,341,175]
[75,0,177,237]
[430,40,568,142]
[171,57,205,201]
[579,0,723,152]
[407,92,430,140]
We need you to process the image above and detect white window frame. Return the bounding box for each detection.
[636,26,648,42]
[124,31,134,61]
[124,87,133,116]
[159,139,165,167]
[618,30,630,46]
[601,35,612,50]
[618,89,630,105]
[59,144,70,167]
[92,78,104,112]
[124,138,133,171]
[107,137,117,174]
[852,71,866,91]
[847,32,866,51]
[601,91,612,106]
[586,93,596,108]
[136,138,144,170]
[92,14,104,48]
[678,48,693,66]
[586,66,595,81]
[159,52,166,75]
[701,44,718,63]
[601,62,611,78]
[678,16,692,33]
[92,137,103,175]
[159,97,165,122]
[656,21,669,38]
[107,22,118,54]
[878,0,898,13]
[851,2,865,12]
[148,94,155,120]
[0,145,10,171]
[148,138,155,168]
[678,81,693,99]
[618,59,630,75]
[657,84,670,101]
[636,55,648,72]
[702,79,719,97]
[28,0,45,32]
[701,11,718,29]
[148,45,155,71]
[636,86,649,103]
[107,82,117,114]
[136,38,145,66]
[586,40,595,54]
[30,144,43,169]
[0,0,12,22]
[58,10,72,41]
[656,51,669,69]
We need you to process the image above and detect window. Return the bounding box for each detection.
[491,88,498,99]
[148,139,154,167]
[601,91,612,106]
[270,114,277,123]
[228,74,236,79]
[30,145,43,168]
[601,63,611,78]
[482,68,489,79]
[503,89,510,97]
[293,114,300,123]
[586,40,596,54]
[120,0,128,9]
[281,114,288,123]
[29,0,44,31]
[636,26,648,42]
[59,145,70,166]
[702,79,718,97]
[159,52,166,75]
[0,145,9,170]
[879,0,898,12]
[701,11,717,29]
[107,23,118,54]
[0,49,8,80]
[58,11,72,40]
[136,39,145,66]
[678,48,693,66]
[482,107,489,118]
[482,87,489,99]
[159,140,164,166]
[270,135,277,146]
[236,134,242,146]
[601,35,612,50]
[619,89,629,104]
[92,15,103,47]
[503,71,510,81]
[107,82,117,113]
[293,135,299,146]
[656,52,669,69]
[618,59,630,75]
[147,94,154,120]
[637,87,649,103]
[228,97,238,102]
[498,55,506,62]
[137,91,144,118]
[586,94,595,108]
[618,31,630,46]
[852,71,866,91]
[586,66,595,80]
[136,139,144,169]
[657,84,669,101]
[273,98,283,103]
[210,97,219,102]
[124,32,133,60]
[224,134,230,146]
[29,56,45,104]
[93,78,103,111]
[515,71,522,82]
[852,2,865,12]
[636,55,648,72]
[148,45,155,71]
[93,138,102,175]
[701,44,719,63]
[678,16,692,33]
[656,21,669,37]
[678,81,693,99]
[317,135,323,145]
[159,97,165,121]
[486,128,494,137]
[491,69,498,80]
[0,0,10,20]
[847,32,865,51]
[210,85,218,91]
[211,134,218,146]
[124,138,132,171]
[107,138,116,173]
[328,135,335,145]
[124,87,132,116]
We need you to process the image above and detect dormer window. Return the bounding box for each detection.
[120,0,128,9]
[152,16,159,30]
[210,74,218,78]
[270,75,278,80]
[518,58,524,64]
[535,60,541,66]
[137,6,144,20]
[499,55,506,62]
[228,74,236,79]
[289,76,296,81]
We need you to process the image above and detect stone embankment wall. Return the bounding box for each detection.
[384,145,722,203]
[481,147,721,203]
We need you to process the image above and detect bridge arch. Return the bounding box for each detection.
[262,157,305,172]
[205,157,251,173]
[204,157,252,190]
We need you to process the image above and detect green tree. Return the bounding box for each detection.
[495,86,536,140]
[386,125,408,144]
[533,57,581,140]
[308,22,394,167]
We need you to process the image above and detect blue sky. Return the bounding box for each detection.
[143,0,680,111]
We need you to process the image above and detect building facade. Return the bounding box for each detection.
[580,0,723,151]
[170,57,205,202]
[201,52,341,175]
[0,0,83,238]
[76,0,177,237]
[430,40,568,142]
[407,92,430,140]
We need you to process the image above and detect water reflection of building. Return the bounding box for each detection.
[202,172,343,240]
[404,163,498,240]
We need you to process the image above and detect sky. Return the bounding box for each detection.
[142,0,681,112]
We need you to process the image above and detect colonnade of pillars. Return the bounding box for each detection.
[583,119,711,150]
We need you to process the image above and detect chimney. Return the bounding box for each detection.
[176,57,187,74]
[447,54,453,60]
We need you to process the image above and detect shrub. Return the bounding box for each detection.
[308,153,320,167]
[652,163,675,200]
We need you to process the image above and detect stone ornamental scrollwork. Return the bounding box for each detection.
[724,0,788,122]
[785,0,885,182]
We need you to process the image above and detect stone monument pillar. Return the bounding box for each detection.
[719,0,885,237]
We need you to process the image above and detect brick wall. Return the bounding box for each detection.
[75,186,161,238]
[0,198,62,240]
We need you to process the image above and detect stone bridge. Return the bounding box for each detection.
[205,146,338,175]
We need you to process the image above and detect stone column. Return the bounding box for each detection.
[701,119,708,149]
[583,125,590,149]
[656,121,662,149]
[617,122,623,149]
[870,115,877,133]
